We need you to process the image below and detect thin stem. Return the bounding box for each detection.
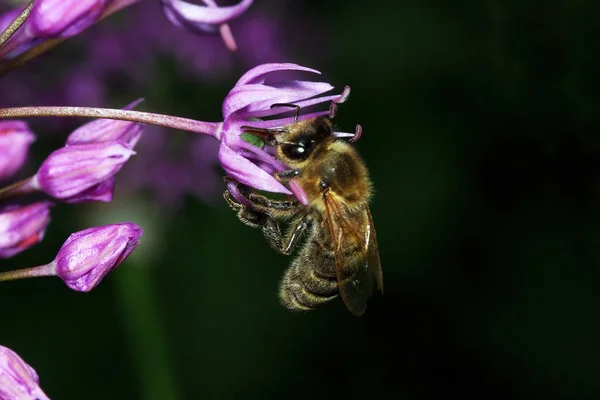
[0,176,37,202]
[0,263,55,282]
[0,106,221,136]
[0,0,142,77]
[0,0,35,49]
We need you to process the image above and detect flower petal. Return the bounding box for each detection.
[218,143,290,194]
[234,63,320,87]
[161,0,253,27]
[28,0,107,38]
[223,81,333,119]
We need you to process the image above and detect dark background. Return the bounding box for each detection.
[2,0,600,398]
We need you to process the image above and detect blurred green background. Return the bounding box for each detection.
[3,0,600,398]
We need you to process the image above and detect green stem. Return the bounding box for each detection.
[0,176,37,202]
[114,261,182,400]
[0,263,54,282]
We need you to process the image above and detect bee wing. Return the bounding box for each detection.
[366,207,384,294]
[323,192,382,316]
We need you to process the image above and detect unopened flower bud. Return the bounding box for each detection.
[33,141,135,203]
[28,0,108,39]
[0,345,50,400]
[66,99,144,147]
[51,223,142,291]
[0,202,52,258]
[0,120,35,181]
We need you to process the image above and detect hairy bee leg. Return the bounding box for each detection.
[223,188,292,254]
[223,189,267,229]
[275,169,301,183]
[261,217,285,253]
[281,217,309,254]
[261,216,309,255]
[247,192,297,211]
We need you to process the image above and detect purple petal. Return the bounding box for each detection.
[289,180,309,206]
[35,141,135,200]
[218,143,290,194]
[66,100,144,147]
[63,176,115,204]
[28,0,107,38]
[234,63,320,87]
[55,222,143,292]
[0,120,36,181]
[223,81,333,120]
[0,346,50,400]
[0,202,53,259]
[161,0,253,27]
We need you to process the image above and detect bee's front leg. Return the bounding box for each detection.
[275,169,301,183]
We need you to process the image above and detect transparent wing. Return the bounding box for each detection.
[323,193,382,316]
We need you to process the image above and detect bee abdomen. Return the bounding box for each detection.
[278,257,338,312]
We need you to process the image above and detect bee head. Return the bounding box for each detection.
[278,117,333,163]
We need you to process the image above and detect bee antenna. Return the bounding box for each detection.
[270,103,301,122]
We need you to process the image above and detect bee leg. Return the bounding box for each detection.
[224,188,290,253]
[247,192,297,211]
[223,189,267,229]
[275,169,301,183]
[280,217,309,255]
[259,216,309,255]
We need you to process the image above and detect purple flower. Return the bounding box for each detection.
[0,345,50,400]
[0,120,35,181]
[50,222,142,292]
[27,0,107,38]
[161,0,253,51]
[0,202,52,259]
[0,0,113,61]
[216,63,350,196]
[32,141,135,203]
[66,99,144,147]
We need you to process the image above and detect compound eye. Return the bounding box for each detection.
[281,140,315,161]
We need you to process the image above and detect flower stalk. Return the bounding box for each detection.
[0,0,35,48]
[0,263,54,282]
[0,177,37,201]
[0,0,142,76]
[0,106,221,136]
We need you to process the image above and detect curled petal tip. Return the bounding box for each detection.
[328,102,338,119]
[349,124,362,143]
[335,86,351,104]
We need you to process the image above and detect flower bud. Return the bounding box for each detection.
[52,223,142,292]
[0,202,52,259]
[0,345,50,400]
[66,99,144,147]
[28,0,107,39]
[33,141,135,203]
[0,120,36,181]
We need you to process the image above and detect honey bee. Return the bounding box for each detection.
[223,104,382,316]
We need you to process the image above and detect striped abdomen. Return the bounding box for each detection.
[278,222,363,312]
